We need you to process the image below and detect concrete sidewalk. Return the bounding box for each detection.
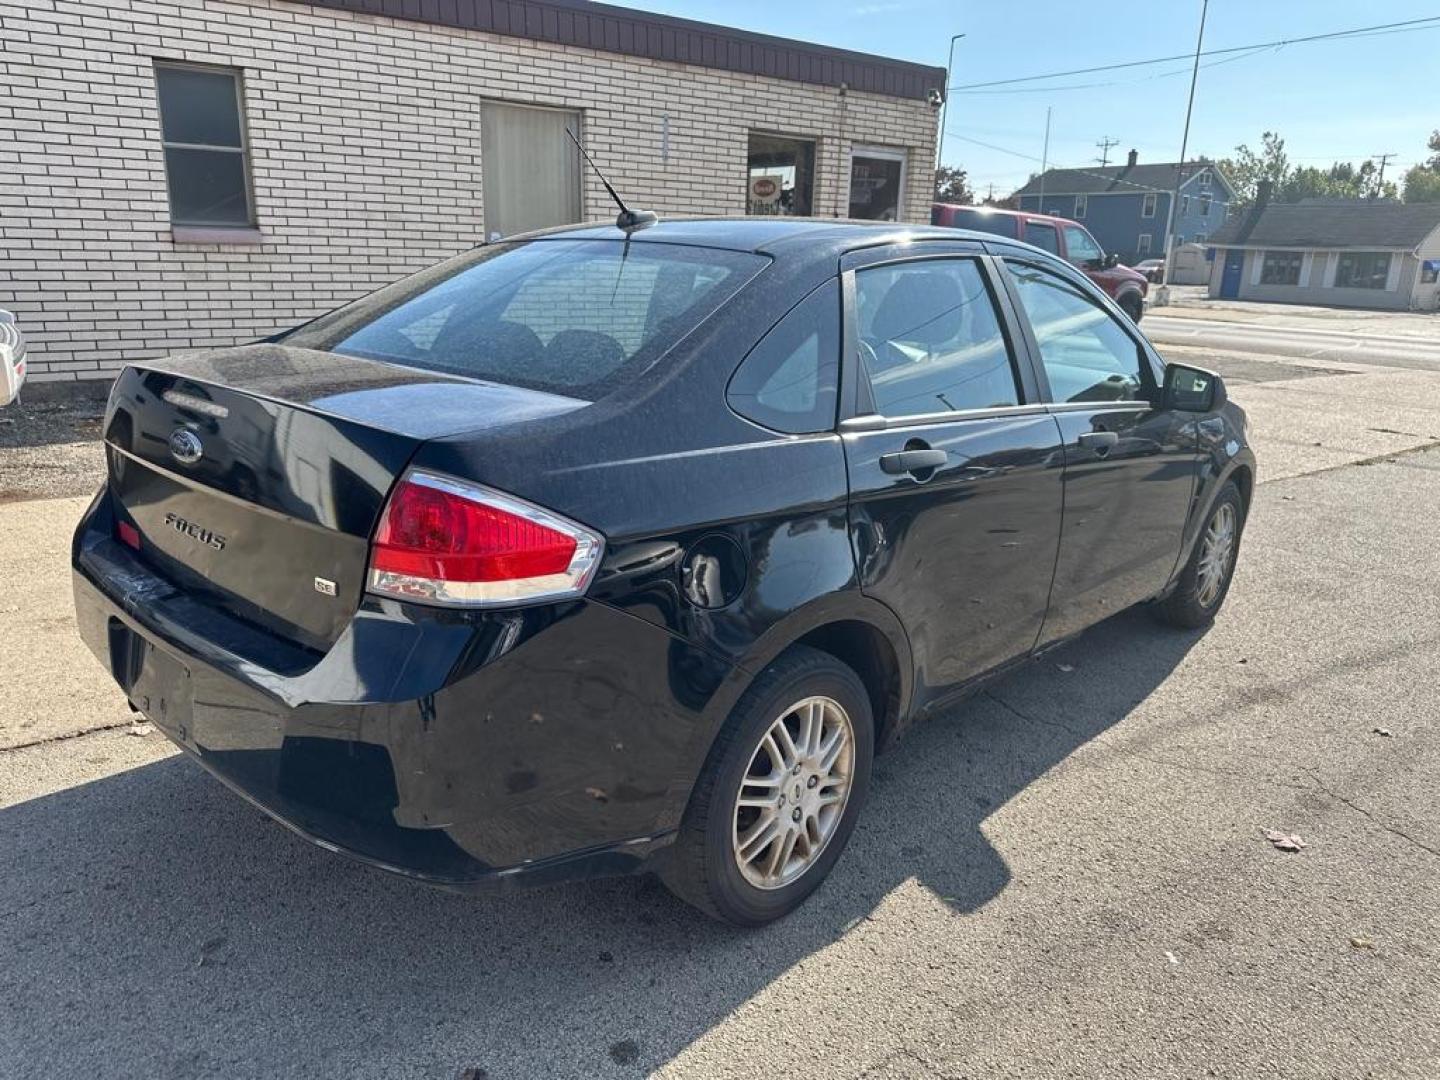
[1152,286,1440,339]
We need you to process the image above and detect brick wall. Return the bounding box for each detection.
[0,0,939,385]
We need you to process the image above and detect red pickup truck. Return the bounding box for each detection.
[932,204,1149,322]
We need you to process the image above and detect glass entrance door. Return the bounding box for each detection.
[848,147,906,221]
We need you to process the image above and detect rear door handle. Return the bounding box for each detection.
[1077,431,1119,456]
[879,448,949,476]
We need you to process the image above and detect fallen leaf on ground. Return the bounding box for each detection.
[1350,936,1374,950]
[1164,951,1179,965]
[1373,727,1393,737]
[1263,828,1307,852]
[128,723,154,737]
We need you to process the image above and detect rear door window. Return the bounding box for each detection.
[285,240,765,400]
[728,280,840,434]
[1023,221,1060,255]
[854,258,1020,417]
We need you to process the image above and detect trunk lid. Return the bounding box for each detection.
[104,344,585,650]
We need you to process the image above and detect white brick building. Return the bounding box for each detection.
[0,0,945,392]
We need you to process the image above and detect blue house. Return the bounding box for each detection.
[1014,150,1233,264]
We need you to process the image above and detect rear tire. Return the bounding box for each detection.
[1119,291,1144,323]
[660,646,873,926]
[1154,481,1245,628]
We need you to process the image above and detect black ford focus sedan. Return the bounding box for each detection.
[73,218,1253,925]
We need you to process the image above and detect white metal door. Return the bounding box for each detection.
[481,102,582,240]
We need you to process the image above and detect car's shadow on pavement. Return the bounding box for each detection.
[1,608,1203,1078]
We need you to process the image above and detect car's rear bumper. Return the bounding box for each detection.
[72,492,735,888]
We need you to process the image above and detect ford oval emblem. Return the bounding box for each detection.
[168,427,204,465]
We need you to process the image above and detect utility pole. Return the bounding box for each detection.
[1095,136,1119,166]
[1373,152,1396,197]
[936,34,965,171]
[1038,106,1052,207]
[1159,0,1209,295]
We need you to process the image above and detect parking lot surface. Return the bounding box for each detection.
[3,321,1439,1078]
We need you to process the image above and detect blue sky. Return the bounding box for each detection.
[617,0,1440,196]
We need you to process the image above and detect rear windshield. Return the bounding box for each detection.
[283,240,766,400]
[942,209,1017,238]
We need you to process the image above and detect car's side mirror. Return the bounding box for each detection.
[1104,253,1120,268]
[1163,363,1226,413]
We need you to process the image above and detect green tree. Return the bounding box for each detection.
[1281,160,1397,202]
[934,165,973,204]
[1402,129,1440,202]
[1218,132,1290,209]
[1404,167,1440,203]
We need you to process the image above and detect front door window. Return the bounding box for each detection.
[1062,226,1104,269]
[849,148,906,221]
[1004,261,1147,403]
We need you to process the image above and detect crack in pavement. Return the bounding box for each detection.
[980,688,1087,739]
[982,691,1440,863]
[1299,765,1440,861]
[0,719,137,754]
[1258,439,1440,486]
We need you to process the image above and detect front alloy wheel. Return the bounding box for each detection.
[1196,501,1237,608]
[1154,479,1245,628]
[733,696,855,890]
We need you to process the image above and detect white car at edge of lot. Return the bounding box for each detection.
[1,310,27,406]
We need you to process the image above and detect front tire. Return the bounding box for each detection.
[660,646,874,926]
[1119,291,1144,323]
[1154,481,1245,628]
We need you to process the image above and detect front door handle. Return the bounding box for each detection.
[1077,430,1119,456]
[879,448,949,476]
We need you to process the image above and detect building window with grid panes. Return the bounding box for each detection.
[154,62,255,228]
[1141,193,1156,218]
[1260,251,1303,285]
[1074,195,1087,218]
[1334,252,1391,289]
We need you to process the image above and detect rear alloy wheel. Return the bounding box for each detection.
[1154,481,1245,628]
[661,646,873,925]
[732,696,855,890]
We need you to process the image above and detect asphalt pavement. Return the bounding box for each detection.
[3,313,1439,1079]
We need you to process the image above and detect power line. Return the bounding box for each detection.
[946,131,1198,194]
[956,43,1276,97]
[949,15,1440,92]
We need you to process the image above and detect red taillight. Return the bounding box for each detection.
[367,472,603,607]
[117,521,141,550]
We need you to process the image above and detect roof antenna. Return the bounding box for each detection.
[566,126,658,234]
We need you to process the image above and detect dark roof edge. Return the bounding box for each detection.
[286,0,949,102]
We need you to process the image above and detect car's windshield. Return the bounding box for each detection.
[284,239,766,400]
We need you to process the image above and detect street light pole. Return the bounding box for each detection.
[1159,0,1209,296]
[936,34,965,171]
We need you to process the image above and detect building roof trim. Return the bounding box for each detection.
[286,0,948,101]
[1208,202,1440,252]
[1016,162,1232,199]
